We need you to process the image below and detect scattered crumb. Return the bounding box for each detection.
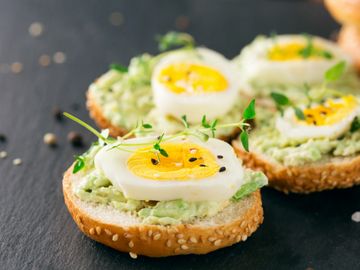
[175,15,190,30]
[109,12,124,26]
[351,211,360,223]
[39,54,51,67]
[10,62,23,74]
[29,22,44,37]
[67,131,83,147]
[129,252,138,259]
[0,134,6,142]
[13,158,22,166]
[53,52,66,64]
[0,151,7,159]
[43,133,57,146]
[52,107,63,121]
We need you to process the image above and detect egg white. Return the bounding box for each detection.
[276,105,360,141]
[236,35,352,95]
[94,136,245,202]
[151,47,239,123]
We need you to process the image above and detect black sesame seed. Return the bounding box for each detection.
[0,134,6,143]
[199,164,207,167]
[67,131,83,147]
[189,157,197,162]
[313,120,317,125]
[52,107,63,121]
[219,166,226,172]
[217,155,223,159]
[151,158,159,165]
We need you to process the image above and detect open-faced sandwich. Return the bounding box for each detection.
[87,32,245,141]
[233,34,360,105]
[62,102,268,257]
[233,62,360,193]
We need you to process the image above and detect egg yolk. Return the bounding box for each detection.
[268,42,324,61]
[127,142,220,181]
[297,95,358,126]
[158,63,228,94]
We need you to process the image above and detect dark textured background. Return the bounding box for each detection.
[0,0,359,269]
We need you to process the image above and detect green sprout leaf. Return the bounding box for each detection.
[142,122,152,129]
[159,148,169,157]
[325,61,346,82]
[298,34,313,59]
[73,155,85,174]
[351,117,360,132]
[157,31,195,52]
[243,99,256,120]
[181,115,190,128]
[240,131,249,152]
[201,115,211,128]
[294,107,305,120]
[270,92,289,106]
[110,63,128,73]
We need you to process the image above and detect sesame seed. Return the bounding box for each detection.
[13,158,22,166]
[89,228,95,235]
[151,158,158,165]
[181,244,189,250]
[124,233,133,239]
[129,252,138,259]
[148,230,153,237]
[105,229,112,235]
[217,155,223,159]
[109,12,124,26]
[176,233,184,239]
[153,233,161,240]
[219,166,226,172]
[53,52,66,64]
[199,164,207,167]
[236,235,241,242]
[188,157,197,162]
[189,148,197,154]
[67,131,83,147]
[0,134,6,142]
[177,239,186,244]
[166,240,172,247]
[351,211,360,222]
[29,22,44,37]
[43,133,57,146]
[95,226,102,235]
[112,234,119,241]
[189,236,198,243]
[175,162,183,167]
[242,235,248,241]
[214,239,222,246]
[39,54,51,67]
[10,62,23,74]
[52,107,63,121]
[128,241,134,248]
[0,151,7,159]
[208,237,216,242]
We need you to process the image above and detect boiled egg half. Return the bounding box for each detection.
[94,136,245,202]
[151,48,239,123]
[237,35,351,94]
[276,95,360,141]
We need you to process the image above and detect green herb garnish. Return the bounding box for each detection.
[270,92,305,120]
[298,34,333,60]
[110,63,128,73]
[324,60,346,82]
[73,155,85,174]
[157,31,195,52]
[351,117,360,132]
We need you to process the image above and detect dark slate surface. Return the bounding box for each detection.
[0,0,359,269]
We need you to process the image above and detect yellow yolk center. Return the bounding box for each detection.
[298,95,358,126]
[127,142,220,180]
[158,63,228,94]
[268,42,324,61]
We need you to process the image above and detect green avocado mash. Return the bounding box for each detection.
[248,111,360,166]
[74,169,267,225]
[89,51,247,137]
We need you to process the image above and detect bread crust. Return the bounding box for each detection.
[232,141,360,194]
[86,90,240,142]
[63,166,264,257]
[338,25,360,73]
[325,0,360,27]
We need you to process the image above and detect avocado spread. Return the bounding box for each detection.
[74,156,267,225]
[89,51,247,137]
[249,110,360,166]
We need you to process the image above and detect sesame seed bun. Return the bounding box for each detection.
[86,90,240,142]
[63,165,264,257]
[338,25,360,74]
[232,141,360,194]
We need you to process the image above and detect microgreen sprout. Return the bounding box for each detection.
[298,34,333,60]
[73,155,85,174]
[270,92,304,119]
[157,31,195,52]
[110,63,128,73]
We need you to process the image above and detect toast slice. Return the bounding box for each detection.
[63,166,264,257]
[232,141,360,194]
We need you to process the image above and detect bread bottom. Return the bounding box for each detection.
[63,166,264,257]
